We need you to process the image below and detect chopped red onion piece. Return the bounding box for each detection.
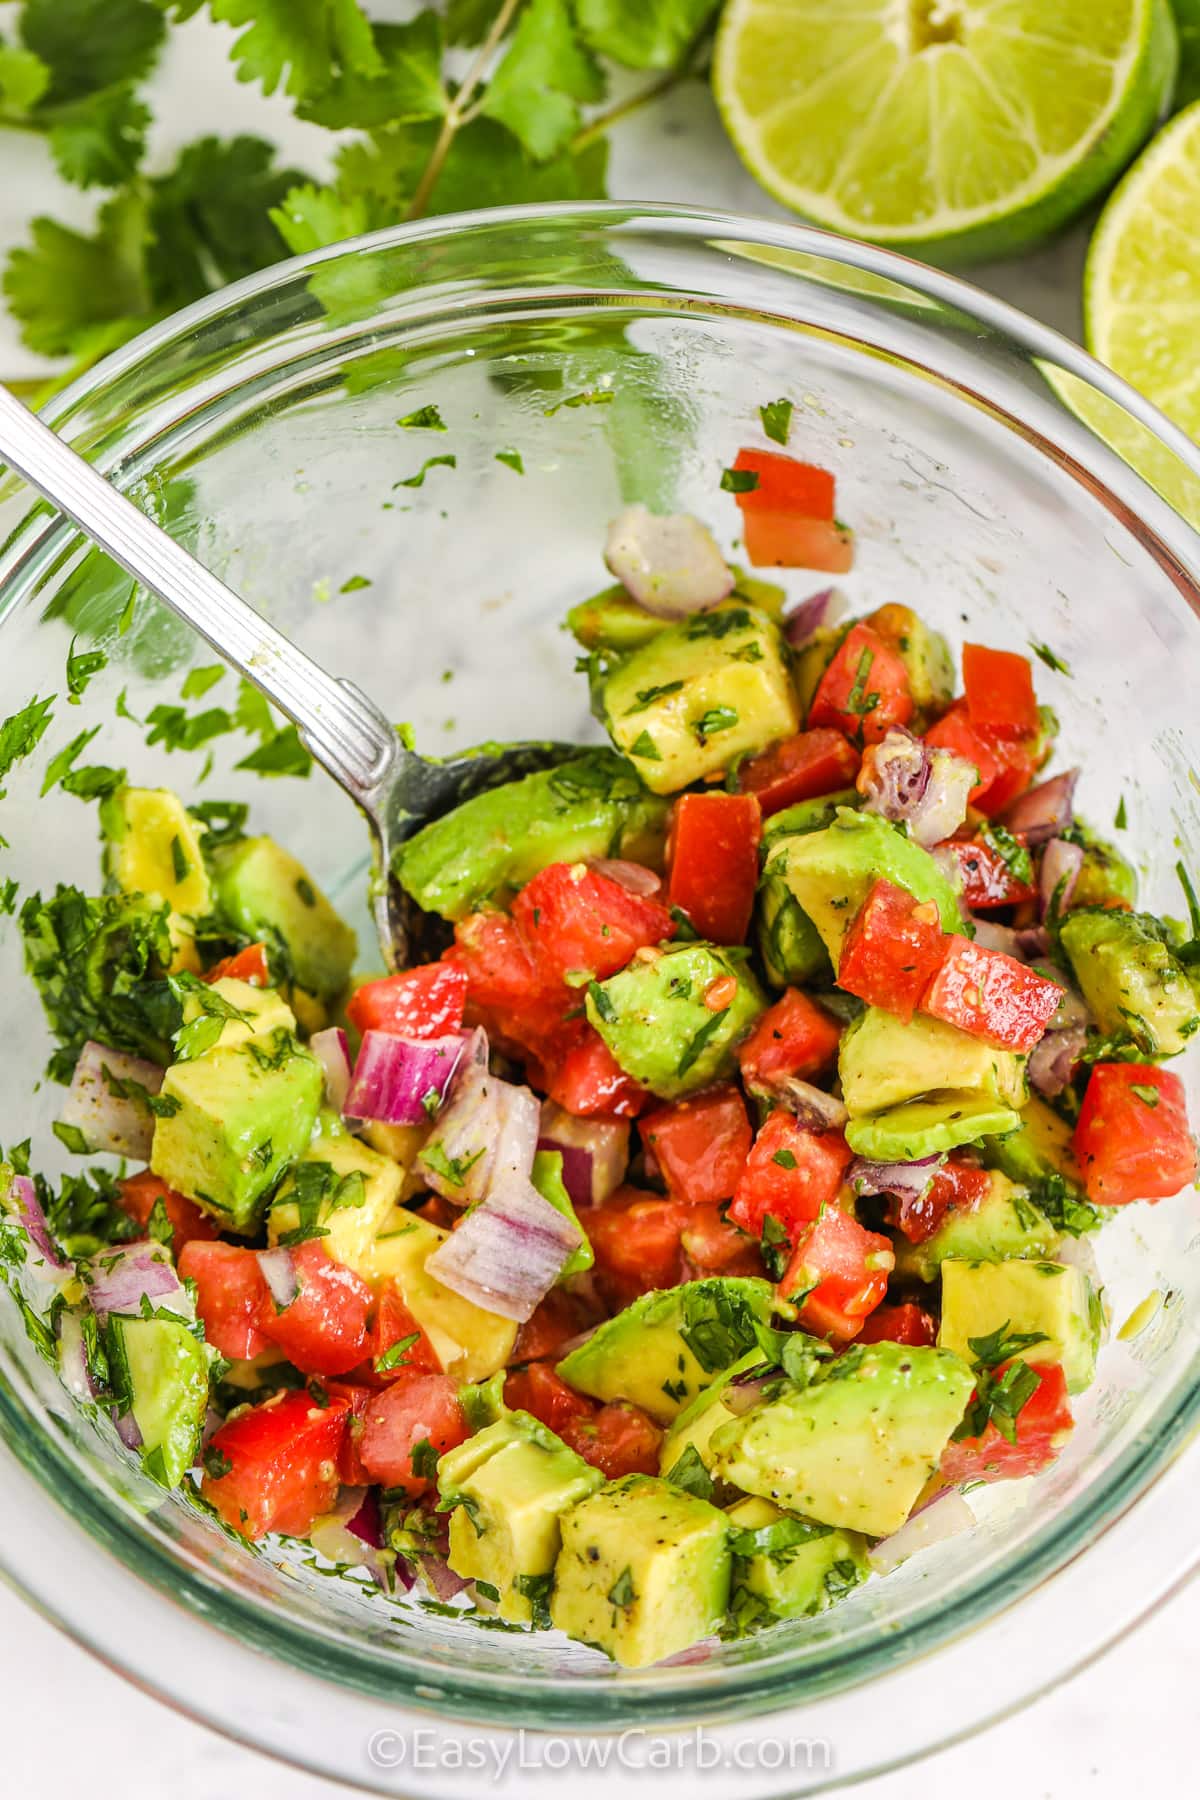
[425,1177,583,1322]
[347,1490,384,1550]
[604,504,734,618]
[859,727,973,848]
[783,588,841,647]
[538,1101,630,1207]
[59,1041,164,1162]
[56,1310,97,1399]
[1002,769,1079,845]
[1015,925,1051,960]
[868,1489,975,1574]
[1028,1024,1087,1099]
[1039,836,1084,918]
[310,1027,353,1115]
[419,1033,539,1206]
[753,1075,847,1132]
[345,1031,464,1127]
[586,858,663,898]
[114,1409,143,1452]
[421,1556,472,1602]
[5,1173,71,1279]
[970,919,1024,957]
[722,1375,776,1417]
[1054,1233,1103,1297]
[87,1240,188,1320]
[849,1155,944,1201]
[557,1322,600,1358]
[256,1246,298,1310]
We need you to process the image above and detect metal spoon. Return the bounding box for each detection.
[0,385,570,967]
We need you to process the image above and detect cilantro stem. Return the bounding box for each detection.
[569,57,703,155]
[405,0,524,221]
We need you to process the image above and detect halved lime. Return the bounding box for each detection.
[1085,98,1200,456]
[713,0,1178,263]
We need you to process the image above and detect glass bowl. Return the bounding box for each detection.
[1,204,1199,1796]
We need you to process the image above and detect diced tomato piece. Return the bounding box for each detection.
[559,1401,663,1479]
[728,1112,852,1245]
[347,961,468,1040]
[1073,1064,1198,1206]
[639,1086,752,1207]
[742,512,855,572]
[924,701,998,804]
[179,1239,272,1361]
[921,937,1062,1052]
[584,1191,687,1305]
[807,623,913,746]
[446,912,568,1053]
[974,727,1038,816]
[884,1156,991,1244]
[856,1302,937,1347]
[730,448,836,518]
[201,1389,350,1541]
[360,1284,441,1383]
[513,1288,597,1363]
[325,1379,374,1484]
[538,1021,647,1118]
[837,879,947,1024]
[962,644,1039,740]
[119,1169,219,1254]
[738,988,842,1088]
[939,1362,1073,1487]
[738,728,860,818]
[504,1361,596,1434]
[943,836,1037,910]
[778,1207,894,1341]
[678,1204,765,1280]
[203,942,270,987]
[666,792,761,944]
[258,1241,373,1378]
[512,860,674,988]
[357,1370,469,1495]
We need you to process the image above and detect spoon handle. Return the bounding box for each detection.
[0,385,397,804]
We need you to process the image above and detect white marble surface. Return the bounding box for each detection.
[1,13,1198,1798]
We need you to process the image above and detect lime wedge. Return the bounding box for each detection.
[713,0,1178,263]
[1085,98,1200,458]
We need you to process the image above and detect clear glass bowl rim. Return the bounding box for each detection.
[1,201,1199,1778]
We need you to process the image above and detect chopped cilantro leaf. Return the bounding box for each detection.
[1030,642,1072,676]
[180,664,225,701]
[0,696,56,792]
[720,467,758,493]
[693,705,739,741]
[629,729,661,760]
[376,1332,421,1374]
[587,979,616,1023]
[397,404,446,430]
[40,725,102,796]
[495,448,524,474]
[1114,795,1127,831]
[759,398,793,445]
[665,1442,715,1501]
[339,575,372,593]
[395,454,457,488]
[607,1566,636,1608]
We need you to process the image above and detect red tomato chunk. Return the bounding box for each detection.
[347,962,468,1039]
[856,1302,937,1347]
[202,1389,350,1541]
[360,1284,442,1382]
[837,879,946,1024]
[807,623,913,746]
[728,1112,852,1244]
[778,1208,894,1342]
[512,861,674,985]
[731,448,836,518]
[667,792,761,945]
[203,942,270,987]
[885,1157,991,1244]
[356,1371,468,1494]
[120,1169,219,1254]
[259,1241,373,1378]
[942,836,1037,910]
[584,1192,688,1306]
[640,1086,752,1207]
[559,1402,663,1479]
[537,1021,647,1118]
[923,701,998,804]
[738,728,860,818]
[179,1239,272,1361]
[962,644,1039,739]
[1073,1063,1198,1205]
[742,512,855,572]
[921,937,1063,1052]
[504,1362,595,1434]
[939,1362,1073,1488]
[738,987,842,1088]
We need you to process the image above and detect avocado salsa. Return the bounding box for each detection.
[4,447,1199,1670]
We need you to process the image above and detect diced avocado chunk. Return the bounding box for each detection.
[866,604,955,720]
[557,1277,774,1425]
[268,1133,403,1271]
[767,810,962,962]
[1060,908,1199,1056]
[755,789,860,988]
[894,1171,1059,1282]
[359,1210,517,1380]
[1068,827,1138,909]
[566,585,669,651]
[725,1496,869,1626]
[793,624,846,716]
[182,975,296,1054]
[712,1341,973,1538]
[938,1257,1101,1393]
[100,785,211,972]
[845,1094,1022,1161]
[980,1096,1102,1235]
[394,751,669,922]
[106,1313,209,1488]
[211,835,356,1007]
[762,790,861,845]
[585,942,766,1100]
[439,1412,604,1622]
[658,1349,765,1477]
[531,1150,593,1277]
[550,1474,732,1667]
[597,602,799,795]
[839,1008,1028,1117]
[150,1017,322,1233]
